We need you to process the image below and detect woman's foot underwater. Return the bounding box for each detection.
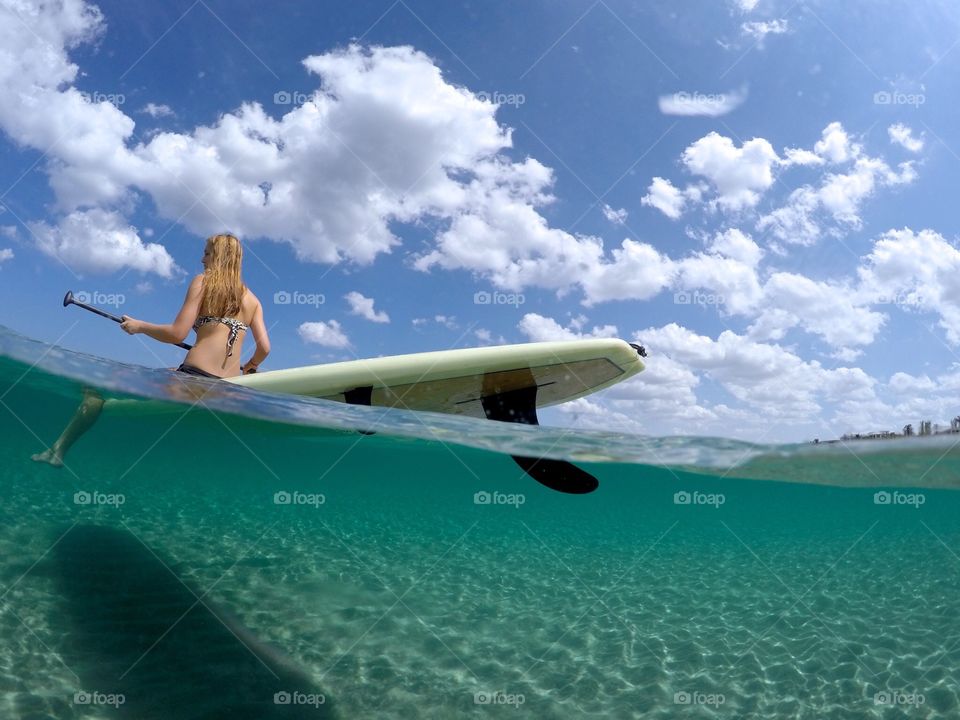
[29,389,104,467]
[31,446,64,467]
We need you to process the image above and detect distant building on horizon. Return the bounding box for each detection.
[824,414,960,444]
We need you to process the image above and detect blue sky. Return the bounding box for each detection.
[2,0,960,440]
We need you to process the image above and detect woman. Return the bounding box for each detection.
[32,233,270,467]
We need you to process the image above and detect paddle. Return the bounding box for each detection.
[63,290,194,351]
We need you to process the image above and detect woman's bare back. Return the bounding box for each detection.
[184,290,263,377]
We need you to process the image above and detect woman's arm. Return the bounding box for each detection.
[241,297,270,373]
[121,275,203,344]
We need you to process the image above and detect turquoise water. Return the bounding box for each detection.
[1,326,958,719]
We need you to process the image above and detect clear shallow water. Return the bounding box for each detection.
[1,326,958,719]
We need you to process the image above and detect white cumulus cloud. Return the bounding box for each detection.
[813,121,860,164]
[345,291,390,323]
[639,322,877,423]
[298,320,351,348]
[741,19,788,45]
[681,132,779,210]
[780,147,824,167]
[887,123,924,153]
[658,87,747,117]
[29,209,178,277]
[518,313,618,342]
[641,177,687,219]
[751,272,886,349]
[858,227,960,344]
[140,102,174,118]
[1,1,582,278]
[601,204,628,225]
[758,123,916,245]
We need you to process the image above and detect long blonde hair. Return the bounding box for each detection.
[199,233,246,317]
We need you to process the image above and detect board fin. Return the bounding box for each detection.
[480,384,599,494]
[343,386,373,406]
[343,382,599,494]
[343,386,376,435]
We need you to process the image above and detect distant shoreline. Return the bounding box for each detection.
[814,421,960,444]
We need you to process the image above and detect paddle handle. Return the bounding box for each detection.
[63,291,194,351]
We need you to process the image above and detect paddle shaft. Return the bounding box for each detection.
[63,291,194,351]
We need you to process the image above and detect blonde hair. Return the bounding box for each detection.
[199,233,246,317]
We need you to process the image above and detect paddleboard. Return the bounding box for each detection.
[228,339,645,416]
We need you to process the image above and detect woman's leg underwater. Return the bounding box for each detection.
[31,388,105,467]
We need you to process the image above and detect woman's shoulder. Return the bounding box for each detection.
[242,286,262,317]
[243,286,261,305]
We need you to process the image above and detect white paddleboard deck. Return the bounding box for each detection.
[228,339,644,416]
